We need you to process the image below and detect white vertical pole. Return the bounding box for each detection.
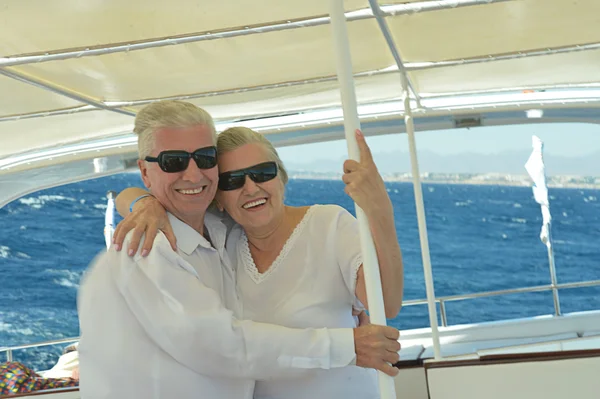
[403,89,442,360]
[547,230,561,316]
[104,191,116,250]
[366,0,442,361]
[329,1,396,398]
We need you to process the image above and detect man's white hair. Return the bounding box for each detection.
[133,100,217,159]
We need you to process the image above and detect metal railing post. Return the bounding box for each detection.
[439,300,448,327]
[548,232,561,316]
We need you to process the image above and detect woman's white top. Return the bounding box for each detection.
[229,204,379,399]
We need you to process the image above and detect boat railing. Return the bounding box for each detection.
[0,337,79,363]
[2,278,600,362]
[403,279,600,327]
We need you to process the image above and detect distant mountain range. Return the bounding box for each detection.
[285,150,600,176]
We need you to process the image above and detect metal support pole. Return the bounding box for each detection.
[329,1,396,398]
[0,0,511,69]
[402,75,443,361]
[439,300,448,327]
[547,231,561,316]
[104,191,117,250]
[0,68,136,117]
[367,0,421,107]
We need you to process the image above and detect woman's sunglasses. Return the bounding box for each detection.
[218,161,278,191]
[145,146,217,173]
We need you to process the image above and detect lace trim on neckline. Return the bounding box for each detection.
[240,206,316,284]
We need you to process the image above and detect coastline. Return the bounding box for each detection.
[288,171,600,190]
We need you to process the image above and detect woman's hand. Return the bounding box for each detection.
[344,130,404,318]
[112,196,176,256]
[342,129,392,217]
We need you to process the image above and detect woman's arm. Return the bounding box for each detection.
[115,187,150,217]
[354,205,404,318]
[342,130,404,318]
[112,187,176,255]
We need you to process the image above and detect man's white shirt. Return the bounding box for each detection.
[77,212,355,399]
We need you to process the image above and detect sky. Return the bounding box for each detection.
[276,123,600,164]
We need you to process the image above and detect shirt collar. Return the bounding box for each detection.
[167,212,226,255]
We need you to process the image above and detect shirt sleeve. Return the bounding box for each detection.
[110,235,356,380]
[332,206,364,301]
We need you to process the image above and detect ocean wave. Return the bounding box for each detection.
[38,195,76,202]
[455,200,474,207]
[0,246,9,258]
[53,278,79,289]
[94,204,108,210]
[18,195,76,209]
[0,321,12,332]
[18,198,43,209]
[45,269,81,278]
[553,240,575,245]
[45,269,82,289]
[511,218,527,224]
[0,321,34,336]
[488,200,512,205]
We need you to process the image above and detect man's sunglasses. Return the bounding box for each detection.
[144,146,217,173]
[218,161,278,191]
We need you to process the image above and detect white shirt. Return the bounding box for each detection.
[231,205,379,399]
[41,350,79,379]
[78,212,355,399]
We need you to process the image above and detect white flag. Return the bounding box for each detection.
[524,136,552,248]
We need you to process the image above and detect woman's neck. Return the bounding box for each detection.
[245,206,295,253]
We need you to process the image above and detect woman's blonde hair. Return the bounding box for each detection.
[133,100,217,159]
[217,127,289,184]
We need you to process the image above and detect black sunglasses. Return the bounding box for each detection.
[145,146,217,173]
[218,161,278,191]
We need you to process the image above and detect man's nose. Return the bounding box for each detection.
[181,160,205,182]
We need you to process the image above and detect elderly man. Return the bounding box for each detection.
[77,101,400,399]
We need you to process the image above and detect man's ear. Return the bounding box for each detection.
[138,159,152,189]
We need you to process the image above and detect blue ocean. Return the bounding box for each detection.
[1,174,599,370]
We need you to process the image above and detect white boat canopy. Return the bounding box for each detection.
[1,0,600,206]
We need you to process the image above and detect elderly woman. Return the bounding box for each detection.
[112,126,404,399]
